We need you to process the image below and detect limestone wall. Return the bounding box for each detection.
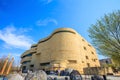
[21,28,100,74]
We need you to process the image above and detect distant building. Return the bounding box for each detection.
[99,58,113,66]
[21,28,100,74]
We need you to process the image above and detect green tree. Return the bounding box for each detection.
[88,10,120,65]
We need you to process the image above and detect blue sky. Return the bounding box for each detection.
[0,0,120,64]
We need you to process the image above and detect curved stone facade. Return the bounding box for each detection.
[21,28,100,74]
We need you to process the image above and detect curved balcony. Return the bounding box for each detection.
[30,47,37,53]
[21,48,36,58]
[21,56,32,64]
[21,50,30,58]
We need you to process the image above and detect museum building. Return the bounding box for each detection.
[21,28,100,74]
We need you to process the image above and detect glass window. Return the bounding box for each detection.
[40,62,50,66]
[87,63,90,67]
[30,64,34,67]
[86,56,89,59]
[22,53,32,58]
[91,51,94,54]
[68,60,77,63]
[84,47,87,50]
[22,60,31,64]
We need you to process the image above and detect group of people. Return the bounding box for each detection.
[45,68,83,80]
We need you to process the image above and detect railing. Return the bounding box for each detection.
[21,57,32,64]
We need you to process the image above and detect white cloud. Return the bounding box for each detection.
[36,18,58,26]
[0,53,20,59]
[0,25,34,49]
